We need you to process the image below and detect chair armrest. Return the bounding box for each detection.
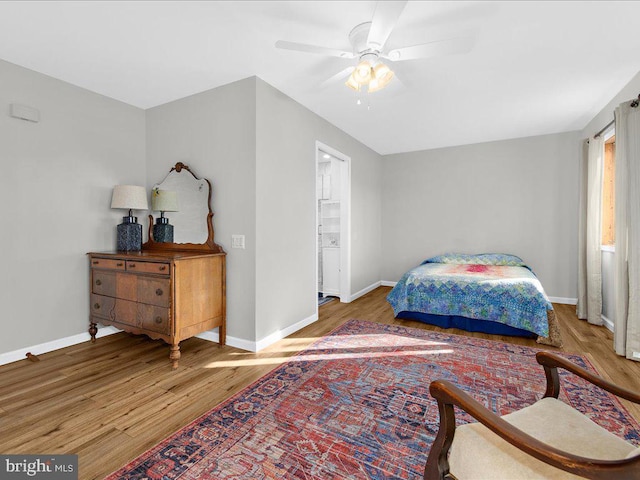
[424,379,640,480]
[536,351,640,404]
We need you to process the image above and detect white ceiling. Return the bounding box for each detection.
[0,1,639,155]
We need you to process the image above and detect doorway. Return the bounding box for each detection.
[316,141,350,306]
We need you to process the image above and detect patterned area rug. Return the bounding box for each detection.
[107,319,640,479]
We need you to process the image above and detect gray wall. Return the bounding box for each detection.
[255,79,382,340]
[145,77,258,342]
[381,132,581,299]
[0,59,146,354]
[146,77,382,344]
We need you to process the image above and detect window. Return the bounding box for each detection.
[601,132,615,246]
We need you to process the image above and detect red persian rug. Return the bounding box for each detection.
[106,319,640,479]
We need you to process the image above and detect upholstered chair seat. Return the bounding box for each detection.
[448,397,637,479]
[424,351,640,480]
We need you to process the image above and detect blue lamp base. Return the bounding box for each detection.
[153,217,174,243]
[116,217,142,251]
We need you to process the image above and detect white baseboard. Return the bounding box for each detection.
[548,297,577,305]
[349,281,381,302]
[254,312,318,352]
[195,329,256,352]
[0,325,121,367]
[601,314,614,332]
[199,312,320,353]
[380,281,397,287]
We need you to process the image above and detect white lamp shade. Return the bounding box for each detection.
[373,62,392,80]
[368,78,381,93]
[352,60,372,83]
[151,189,179,212]
[369,63,394,92]
[111,185,149,210]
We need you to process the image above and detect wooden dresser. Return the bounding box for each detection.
[88,250,225,368]
[91,163,227,368]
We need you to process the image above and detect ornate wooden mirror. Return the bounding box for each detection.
[143,162,224,253]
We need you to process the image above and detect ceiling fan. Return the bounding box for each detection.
[275,1,474,93]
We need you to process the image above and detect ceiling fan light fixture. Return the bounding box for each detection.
[346,56,395,94]
[345,73,361,91]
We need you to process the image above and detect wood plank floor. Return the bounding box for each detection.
[1,287,639,479]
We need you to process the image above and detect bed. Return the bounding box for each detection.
[386,253,562,347]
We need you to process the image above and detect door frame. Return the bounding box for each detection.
[315,141,351,305]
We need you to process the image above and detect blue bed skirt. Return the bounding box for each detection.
[396,311,538,339]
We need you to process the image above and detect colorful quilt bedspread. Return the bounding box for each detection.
[387,253,553,337]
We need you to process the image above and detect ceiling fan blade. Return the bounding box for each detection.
[367,0,408,50]
[319,66,355,89]
[385,36,474,62]
[388,63,411,90]
[275,40,354,59]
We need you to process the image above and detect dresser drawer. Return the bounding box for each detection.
[139,304,171,335]
[92,271,116,297]
[90,257,125,271]
[126,261,170,276]
[113,299,138,327]
[113,273,170,308]
[90,293,115,319]
[111,300,170,334]
[136,276,170,308]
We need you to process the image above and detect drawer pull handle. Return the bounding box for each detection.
[155,316,163,324]
[156,289,163,296]
[92,260,99,265]
[94,303,100,310]
[129,264,136,268]
[95,279,102,286]
[159,265,167,271]
[116,263,123,267]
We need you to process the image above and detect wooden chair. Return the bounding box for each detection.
[424,351,640,480]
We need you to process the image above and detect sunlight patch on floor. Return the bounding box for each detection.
[204,357,291,368]
[294,333,452,350]
[203,347,454,369]
[222,333,452,357]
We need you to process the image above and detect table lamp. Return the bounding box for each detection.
[151,189,179,242]
[111,185,148,251]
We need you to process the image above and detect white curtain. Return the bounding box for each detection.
[577,140,588,320]
[614,101,640,359]
[577,136,604,325]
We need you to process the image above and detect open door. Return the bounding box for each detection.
[316,141,350,305]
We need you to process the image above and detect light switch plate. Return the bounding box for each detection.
[231,234,245,249]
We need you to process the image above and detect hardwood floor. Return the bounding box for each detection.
[1,286,639,479]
